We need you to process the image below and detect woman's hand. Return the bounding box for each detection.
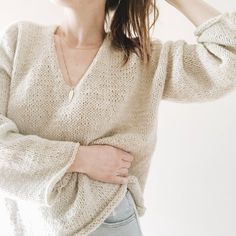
[68,145,134,185]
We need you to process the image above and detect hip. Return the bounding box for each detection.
[88,188,144,236]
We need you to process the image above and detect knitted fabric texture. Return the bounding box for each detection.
[0,11,236,236]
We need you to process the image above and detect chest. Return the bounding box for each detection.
[54,34,100,86]
[7,33,160,148]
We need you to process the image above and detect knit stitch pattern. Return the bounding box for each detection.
[0,11,236,236]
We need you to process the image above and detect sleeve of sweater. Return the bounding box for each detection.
[159,11,236,103]
[0,21,81,207]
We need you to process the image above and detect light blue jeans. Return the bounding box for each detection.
[88,189,144,236]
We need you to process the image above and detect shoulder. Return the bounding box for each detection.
[1,20,53,43]
[0,20,54,66]
[0,20,36,46]
[150,37,163,48]
[0,20,22,57]
[0,20,20,43]
[1,20,55,55]
[149,37,188,56]
[148,37,165,62]
[0,20,35,38]
[1,19,51,31]
[149,37,168,59]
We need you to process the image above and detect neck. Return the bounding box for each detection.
[57,2,106,48]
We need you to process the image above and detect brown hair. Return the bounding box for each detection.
[105,0,159,66]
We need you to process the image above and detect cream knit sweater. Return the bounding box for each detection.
[0,11,236,236]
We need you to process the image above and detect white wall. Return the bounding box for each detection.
[0,0,236,236]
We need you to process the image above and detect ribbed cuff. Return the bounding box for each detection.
[194,12,225,37]
[45,142,81,207]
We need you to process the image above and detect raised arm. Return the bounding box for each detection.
[0,21,81,206]
[165,0,221,27]
[159,0,236,103]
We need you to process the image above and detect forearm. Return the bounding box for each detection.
[166,0,221,27]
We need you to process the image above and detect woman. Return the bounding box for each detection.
[0,0,235,235]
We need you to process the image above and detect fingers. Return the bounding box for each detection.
[112,176,128,184]
[108,166,129,184]
[121,161,131,169]
[118,152,134,169]
[121,153,134,162]
[116,167,129,177]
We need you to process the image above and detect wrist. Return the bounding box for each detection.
[67,145,88,173]
[75,145,88,174]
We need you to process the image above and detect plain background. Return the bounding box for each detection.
[0,0,236,235]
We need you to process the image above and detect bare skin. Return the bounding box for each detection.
[67,145,134,185]
[50,0,134,185]
[165,0,220,26]
[53,0,221,185]
[49,0,106,48]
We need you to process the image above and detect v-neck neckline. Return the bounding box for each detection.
[49,24,109,92]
